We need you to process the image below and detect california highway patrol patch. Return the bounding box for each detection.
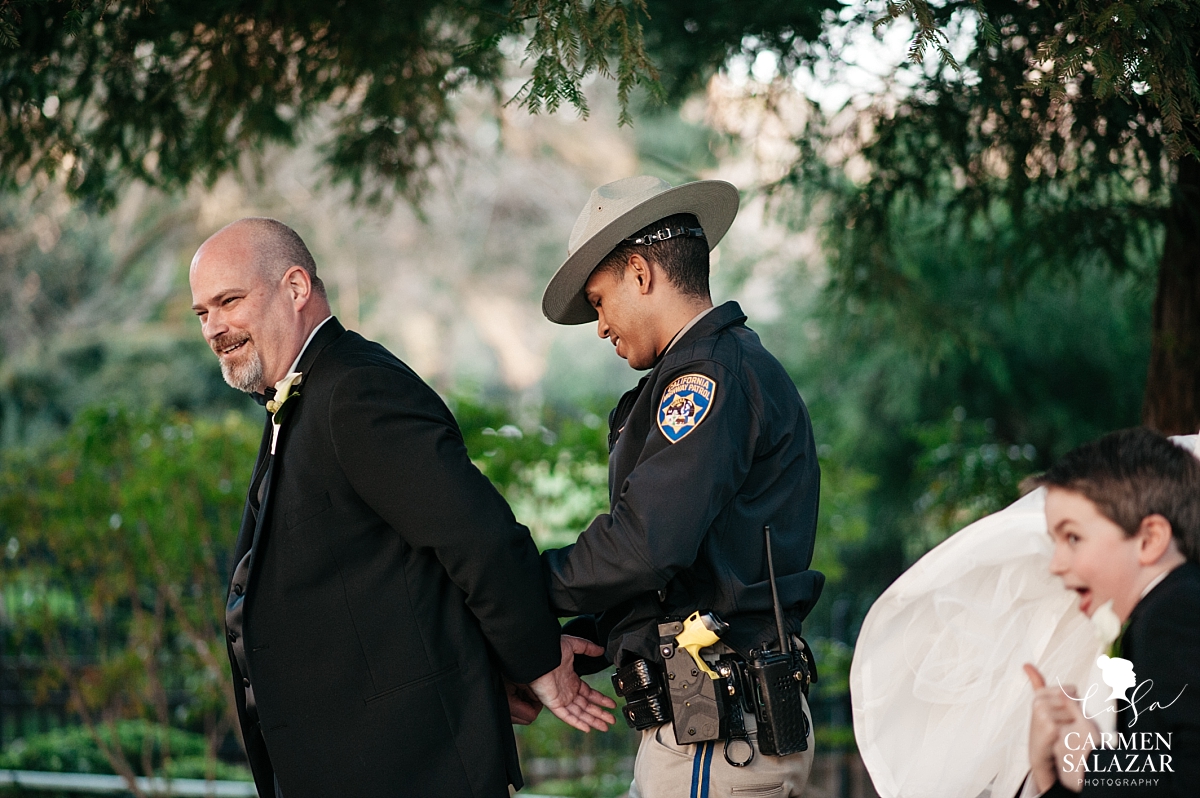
[657,374,717,443]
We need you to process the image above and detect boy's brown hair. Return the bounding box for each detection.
[1032,428,1200,562]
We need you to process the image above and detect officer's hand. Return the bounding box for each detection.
[529,635,617,733]
[505,678,543,725]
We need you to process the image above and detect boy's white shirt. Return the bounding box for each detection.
[1139,568,1171,599]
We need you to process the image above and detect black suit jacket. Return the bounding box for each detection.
[226,319,562,798]
[1046,562,1200,797]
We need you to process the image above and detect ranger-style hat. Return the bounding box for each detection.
[542,175,740,325]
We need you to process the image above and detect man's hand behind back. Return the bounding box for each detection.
[528,636,617,733]
[505,680,543,725]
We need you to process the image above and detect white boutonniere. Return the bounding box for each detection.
[1090,599,1122,648]
[267,371,303,454]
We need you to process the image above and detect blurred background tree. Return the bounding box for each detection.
[0,0,835,203]
[3,0,1193,425]
[867,0,1200,433]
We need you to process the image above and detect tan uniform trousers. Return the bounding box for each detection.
[628,692,814,798]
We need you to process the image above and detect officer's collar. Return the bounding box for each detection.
[660,305,716,357]
[668,301,746,352]
[647,300,747,370]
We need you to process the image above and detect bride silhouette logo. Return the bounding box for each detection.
[1097,655,1137,702]
[1062,656,1185,727]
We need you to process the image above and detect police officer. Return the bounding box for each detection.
[539,176,824,797]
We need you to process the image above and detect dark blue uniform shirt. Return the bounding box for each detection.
[543,301,824,665]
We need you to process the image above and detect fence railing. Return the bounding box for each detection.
[0,770,256,797]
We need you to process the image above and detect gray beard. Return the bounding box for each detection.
[221,349,265,394]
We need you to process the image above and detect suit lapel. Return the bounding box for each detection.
[233,417,274,565]
[246,454,276,575]
[236,317,347,578]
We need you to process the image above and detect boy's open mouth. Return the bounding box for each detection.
[1073,586,1093,613]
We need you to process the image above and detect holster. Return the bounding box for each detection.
[659,617,728,745]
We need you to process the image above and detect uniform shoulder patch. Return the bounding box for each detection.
[657,373,717,443]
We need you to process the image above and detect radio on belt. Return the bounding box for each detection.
[749,523,810,756]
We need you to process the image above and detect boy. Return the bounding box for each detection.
[1024,428,1200,796]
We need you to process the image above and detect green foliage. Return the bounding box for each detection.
[0,182,254,451]
[1034,0,1200,157]
[0,395,621,786]
[633,108,724,182]
[892,1,1199,153]
[454,397,611,548]
[532,774,632,798]
[1,0,518,205]
[792,1,1200,437]
[808,637,853,699]
[761,192,1153,634]
[771,0,1190,612]
[908,410,1036,556]
[510,0,663,127]
[793,11,1170,302]
[878,0,966,70]
[0,0,843,206]
[811,450,874,584]
[637,0,841,101]
[811,723,857,751]
[0,406,259,780]
[891,1,1200,153]
[778,0,1180,450]
[0,720,250,781]
[0,185,117,364]
[1,332,250,452]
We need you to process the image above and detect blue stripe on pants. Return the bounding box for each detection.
[690,742,703,798]
[699,741,715,798]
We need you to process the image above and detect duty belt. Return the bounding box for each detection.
[611,611,816,767]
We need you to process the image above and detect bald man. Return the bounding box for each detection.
[190,218,614,798]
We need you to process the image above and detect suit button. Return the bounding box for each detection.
[228,631,238,642]
[243,678,251,687]
[233,584,244,596]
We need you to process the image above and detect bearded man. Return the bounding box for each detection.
[189,217,614,798]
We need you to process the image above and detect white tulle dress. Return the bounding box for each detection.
[850,434,1199,798]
